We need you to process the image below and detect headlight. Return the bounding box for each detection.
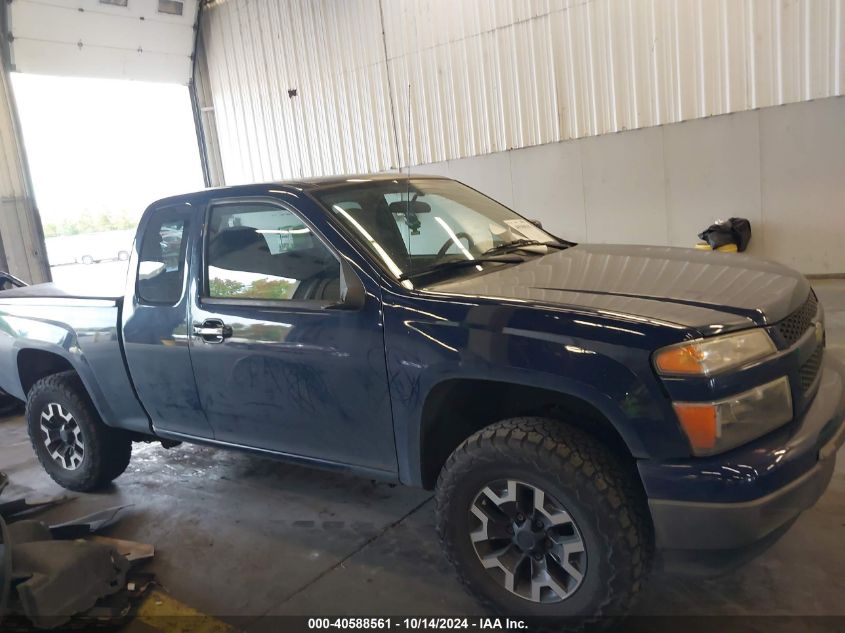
[653,329,776,376]
[673,376,793,455]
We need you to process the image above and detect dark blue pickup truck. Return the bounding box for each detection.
[0,175,843,618]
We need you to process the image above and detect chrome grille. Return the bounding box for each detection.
[777,292,818,347]
[799,345,824,393]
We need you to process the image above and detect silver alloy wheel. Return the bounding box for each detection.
[469,479,587,603]
[39,403,85,470]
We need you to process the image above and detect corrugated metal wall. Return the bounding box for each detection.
[200,0,845,184]
[201,0,395,183]
[0,55,50,284]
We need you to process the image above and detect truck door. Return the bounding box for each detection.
[122,201,214,438]
[187,197,396,474]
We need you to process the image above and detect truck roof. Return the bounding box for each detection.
[152,173,449,207]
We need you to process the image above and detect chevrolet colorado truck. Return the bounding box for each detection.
[0,175,843,619]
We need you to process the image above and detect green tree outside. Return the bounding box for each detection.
[43,210,138,237]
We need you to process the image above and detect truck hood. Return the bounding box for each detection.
[425,244,810,334]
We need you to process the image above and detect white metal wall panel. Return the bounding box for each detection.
[202,0,396,184]
[385,0,845,165]
[8,0,199,84]
[200,0,845,182]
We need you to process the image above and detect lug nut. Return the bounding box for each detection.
[533,552,543,561]
[516,513,525,523]
[533,520,543,530]
[507,526,514,535]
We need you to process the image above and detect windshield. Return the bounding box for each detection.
[312,178,559,284]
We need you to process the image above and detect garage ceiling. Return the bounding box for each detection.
[5,0,199,84]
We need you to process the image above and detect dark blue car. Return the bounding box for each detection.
[0,175,842,619]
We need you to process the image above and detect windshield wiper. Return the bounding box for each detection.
[482,239,570,256]
[398,255,525,282]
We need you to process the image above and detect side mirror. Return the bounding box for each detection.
[138,261,166,280]
[326,259,365,310]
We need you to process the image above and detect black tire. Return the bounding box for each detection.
[25,371,132,492]
[435,417,652,623]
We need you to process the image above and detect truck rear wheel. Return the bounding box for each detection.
[435,417,652,622]
[25,371,132,492]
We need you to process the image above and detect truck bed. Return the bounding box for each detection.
[0,281,123,302]
[0,283,150,435]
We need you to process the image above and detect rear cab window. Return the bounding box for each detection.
[136,205,191,305]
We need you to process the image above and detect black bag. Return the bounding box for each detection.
[698,217,752,252]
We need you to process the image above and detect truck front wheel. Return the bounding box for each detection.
[25,371,132,492]
[435,417,652,621]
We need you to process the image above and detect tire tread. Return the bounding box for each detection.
[435,416,653,622]
[25,371,132,492]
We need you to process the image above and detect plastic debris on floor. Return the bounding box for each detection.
[0,471,156,630]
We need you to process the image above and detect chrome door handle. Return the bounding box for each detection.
[192,320,232,343]
[193,325,224,336]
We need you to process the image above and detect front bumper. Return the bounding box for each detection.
[642,355,845,570]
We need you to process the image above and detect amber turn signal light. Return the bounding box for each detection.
[672,403,717,452]
[653,330,777,377]
[654,344,705,375]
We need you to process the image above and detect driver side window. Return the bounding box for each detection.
[205,202,341,303]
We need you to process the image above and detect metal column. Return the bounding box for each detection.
[191,1,225,188]
[0,10,50,284]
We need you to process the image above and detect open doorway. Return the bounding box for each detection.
[11,73,203,290]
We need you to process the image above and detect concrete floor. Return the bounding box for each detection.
[1,279,844,631]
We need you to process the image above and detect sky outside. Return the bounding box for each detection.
[11,73,204,227]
